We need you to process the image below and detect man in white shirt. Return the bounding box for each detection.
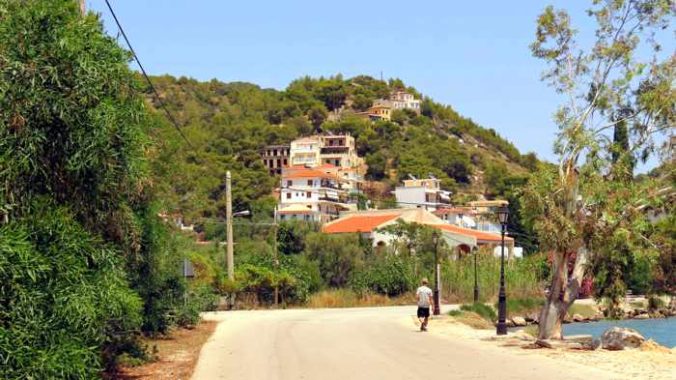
[416,278,434,331]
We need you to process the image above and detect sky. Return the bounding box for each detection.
[87,1,655,166]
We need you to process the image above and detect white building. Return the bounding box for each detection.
[322,208,516,259]
[277,166,356,223]
[394,176,451,211]
[390,91,421,113]
[289,137,322,167]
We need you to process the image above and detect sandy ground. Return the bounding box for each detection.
[114,321,217,380]
[192,306,627,380]
[420,315,676,380]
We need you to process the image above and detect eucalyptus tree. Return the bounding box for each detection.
[524,0,674,339]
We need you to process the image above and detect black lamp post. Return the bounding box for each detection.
[473,248,479,303]
[432,231,441,315]
[496,205,509,335]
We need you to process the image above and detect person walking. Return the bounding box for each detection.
[416,278,434,331]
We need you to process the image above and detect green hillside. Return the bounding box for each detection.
[145,74,539,223]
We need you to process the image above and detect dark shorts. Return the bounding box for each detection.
[417,307,430,318]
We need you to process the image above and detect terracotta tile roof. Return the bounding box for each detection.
[433,207,476,216]
[282,167,340,180]
[434,224,513,242]
[322,214,400,234]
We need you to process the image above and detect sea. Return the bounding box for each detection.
[563,317,676,348]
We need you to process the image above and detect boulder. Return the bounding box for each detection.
[572,313,585,322]
[525,312,539,323]
[601,327,645,350]
[633,313,650,320]
[591,338,602,350]
[511,316,527,327]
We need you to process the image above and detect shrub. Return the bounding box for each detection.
[175,285,218,327]
[441,254,544,303]
[0,208,142,379]
[647,295,666,311]
[304,233,365,287]
[350,255,415,297]
[460,303,497,322]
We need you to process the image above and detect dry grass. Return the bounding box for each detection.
[114,321,217,380]
[567,303,598,318]
[449,311,494,330]
[306,289,415,309]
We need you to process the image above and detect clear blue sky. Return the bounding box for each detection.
[88,1,601,163]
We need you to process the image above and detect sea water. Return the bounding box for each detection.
[563,317,676,348]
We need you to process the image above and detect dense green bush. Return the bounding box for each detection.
[350,255,415,297]
[0,207,142,379]
[304,233,365,287]
[441,253,545,303]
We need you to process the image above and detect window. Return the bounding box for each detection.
[306,191,312,198]
[307,179,313,186]
[286,180,292,187]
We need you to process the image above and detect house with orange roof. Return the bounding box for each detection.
[321,208,516,259]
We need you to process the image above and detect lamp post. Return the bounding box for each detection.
[432,231,441,315]
[496,205,509,335]
[473,248,479,303]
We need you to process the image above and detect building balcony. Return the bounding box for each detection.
[321,146,349,154]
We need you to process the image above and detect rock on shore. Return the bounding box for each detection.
[601,327,645,350]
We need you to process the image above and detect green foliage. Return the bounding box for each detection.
[0,2,220,376]
[497,297,545,318]
[350,255,415,297]
[647,295,665,311]
[460,303,497,322]
[304,233,365,287]
[0,207,142,379]
[441,253,545,303]
[146,72,537,223]
[277,220,319,255]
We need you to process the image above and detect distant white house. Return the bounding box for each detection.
[277,166,356,223]
[394,176,451,211]
[390,90,421,113]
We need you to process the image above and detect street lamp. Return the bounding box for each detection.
[496,205,509,335]
[432,231,441,315]
[473,247,479,303]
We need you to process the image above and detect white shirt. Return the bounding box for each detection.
[416,286,433,308]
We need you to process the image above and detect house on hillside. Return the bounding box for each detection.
[365,101,392,121]
[394,175,451,211]
[277,166,357,223]
[433,207,478,228]
[260,144,290,175]
[289,137,322,167]
[390,90,421,113]
[321,208,516,258]
[468,200,509,234]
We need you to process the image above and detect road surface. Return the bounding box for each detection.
[192,306,608,380]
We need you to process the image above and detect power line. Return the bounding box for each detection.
[103,0,194,149]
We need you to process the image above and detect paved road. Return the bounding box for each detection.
[192,306,607,380]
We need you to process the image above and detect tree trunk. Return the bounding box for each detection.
[537,247,588,339]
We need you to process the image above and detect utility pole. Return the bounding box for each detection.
[226,171,234,281]
[433,232,441,315]
[273,222,279,307]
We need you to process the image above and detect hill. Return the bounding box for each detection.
[144,74,539,223]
